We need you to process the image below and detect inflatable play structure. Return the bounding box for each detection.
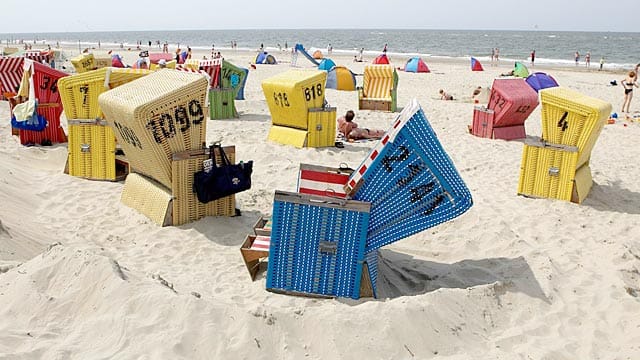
[293,44,319,66]
[518,87,611,203]
[373,54,389,64]
[358,64,398,112]
[525,72,559,92]
[265,99,473,298]
[325,66,356,91]
[255,52,277,64]
[404,57,430,73]
[471,57,484,71]
[470,78,538,140]
[262,69,336,148]
[317,58,336,71]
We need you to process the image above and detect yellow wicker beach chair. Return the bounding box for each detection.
[98,70,209,189]
[71,53,96,73]
[262,69,336,148]
[59,68,152,181]
[518,87,611,203]
[358,65,398,112]
[120,146,236,226]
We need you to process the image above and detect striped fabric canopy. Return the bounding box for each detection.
[363,65,395,99]
[0,57,23,95]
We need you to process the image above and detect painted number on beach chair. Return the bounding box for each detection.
[40,76,57,93]
[397,163,428,187]
[273,92,290,107]
[114,121,143,149]
[79,85,89,106]
[304,84,322,101]
[515,105,530,114]
[144,100,204,144]
[381,146,410,172]
[491,93,506,109]
[557,112,569,131]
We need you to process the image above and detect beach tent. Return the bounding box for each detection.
[326,66,356,91]
[525,72,559,92]
[255,52,277,64]
[471,57,484,71]
[513,62,529,78]
[373,54,389,64]
[404,57,430,73]
[318,58,336,71]
[111,54,125,68]
[149,52,174,64]
[312,50,323,59]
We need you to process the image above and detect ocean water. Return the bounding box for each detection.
[2,29,639,69]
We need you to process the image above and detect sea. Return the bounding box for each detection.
[1,29,639,69]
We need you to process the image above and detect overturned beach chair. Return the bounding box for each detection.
[99,70,236,225]
[518,87,611,203]
[266,99,473,299]
[358,65,398,112]
[262,69,336,148]
[59,68,152,181]
[471,78,538,140]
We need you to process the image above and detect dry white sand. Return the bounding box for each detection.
[1,45,639,359]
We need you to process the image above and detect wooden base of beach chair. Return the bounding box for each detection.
[240,234,270,281]
[64,154,130,182]
[358,98,394,112]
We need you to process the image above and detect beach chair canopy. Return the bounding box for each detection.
[525,72,559,92]
[326,66,356,91]
[255,52,277,64]
[404,57,430,73]
[318,58,336,71]
[373,54,389,64]
[471,57,484,71]
[513,62,529,78]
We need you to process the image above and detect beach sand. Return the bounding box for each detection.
[1,45,639,359]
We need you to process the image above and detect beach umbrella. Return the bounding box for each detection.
[525,72,559,92]
[404,57,430,73]
[513,62,529,78]
[318,58,336,71]
[470,57,484,71]
[373,54,389,64]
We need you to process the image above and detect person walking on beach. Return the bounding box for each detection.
[599,57,605,71]
[574,51,580,66]
[328,44,332,55]
[494,48,500,64]
[491,48,495,64]
[585,51,591,68]
[530,49,535,66]
[621,71,638,114]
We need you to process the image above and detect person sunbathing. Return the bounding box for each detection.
[439,89,454,100]
[337,110,385,141]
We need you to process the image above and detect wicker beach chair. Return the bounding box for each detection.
[358,65,398,112]
[59,68,152,181]
[266,190,376,299]
[346,99,473,252]
[262,69,336,148]
[518,87,611,203]
[471,78,539,140]
[100,70,236,225]
[15,59,69,145]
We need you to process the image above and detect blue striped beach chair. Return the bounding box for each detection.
[266,191,377,299]
[346,99,473,252]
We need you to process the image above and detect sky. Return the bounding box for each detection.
[0,0,638,34]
